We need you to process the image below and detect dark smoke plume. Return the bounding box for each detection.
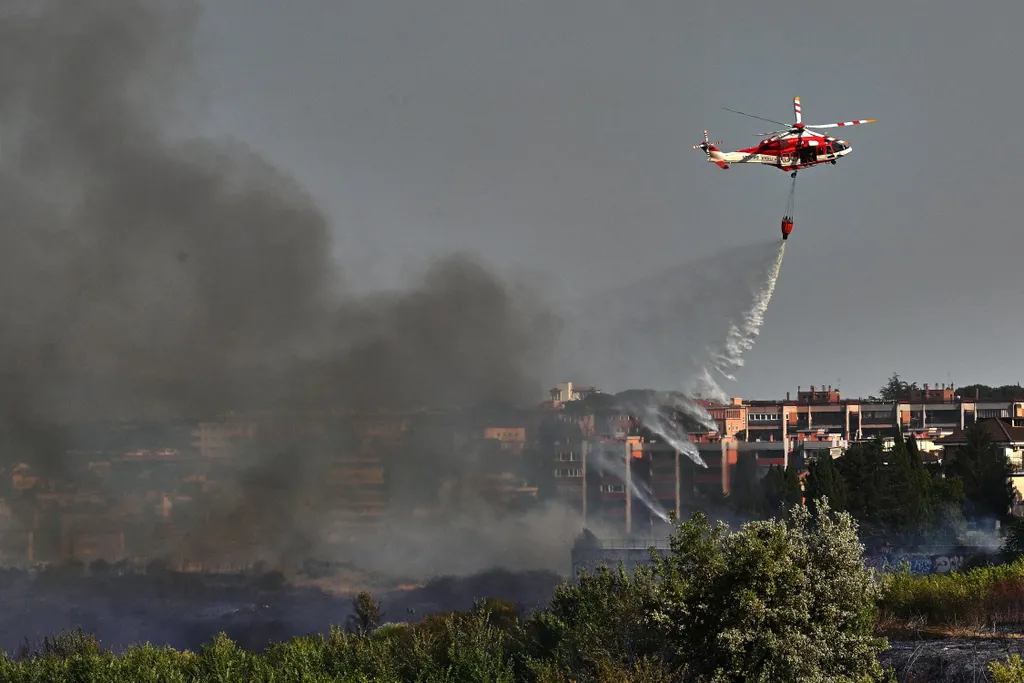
[0,0,564,573]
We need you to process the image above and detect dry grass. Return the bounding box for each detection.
[877,559,1024,634]
[876,617,1024,641]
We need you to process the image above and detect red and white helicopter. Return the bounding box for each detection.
[694,96,875,178]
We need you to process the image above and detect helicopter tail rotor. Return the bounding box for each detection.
[693,129,723,155]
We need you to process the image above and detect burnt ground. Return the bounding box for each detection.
[4,568,1023,681]
[882,637,1024,682]
[0,567,561,654]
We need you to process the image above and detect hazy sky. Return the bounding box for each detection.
[192,0,1024,401]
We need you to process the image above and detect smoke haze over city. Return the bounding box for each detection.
[0,0,574,576]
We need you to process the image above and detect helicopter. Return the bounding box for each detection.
[693,96,875,178]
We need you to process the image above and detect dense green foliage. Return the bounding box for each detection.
[942,422,1015,522]
[877,556,1024,630]
[876,372,917,401]
[729,424,1012,541]
[1,502,889,683]
[990,654,1024,683]
[957,384,1024,401]
[728,456,803,520]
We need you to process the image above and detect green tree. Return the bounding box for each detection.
[905,434,965,536]
[835,440,887,533]
[943,422,1015,522]
[878,434,926,536]
[878,372,916,401]
[761,464,802,517]
[728,452,763,517]
[650,502,887,682]
[1001,517,1024,563]
[906,434,923,467]
[526,562,671,681]
[346,591,382,636]
[957,384,1024,401]
[803,453,847,515]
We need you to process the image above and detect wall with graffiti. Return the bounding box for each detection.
[862,549,995,575]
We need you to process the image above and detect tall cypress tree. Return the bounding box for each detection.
[761,464,802,517]
[944,422,1015,522]
[881,433,926,537]
[835,439,887,532]
[906,434,923,469]
[729,451,763,517]
[804,452,847,515]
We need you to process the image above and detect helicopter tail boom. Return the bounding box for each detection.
[694,129,729,168]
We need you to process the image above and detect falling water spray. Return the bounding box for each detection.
[645,240,787,464]
[589,440,670,523]
[561,238,789,515]
[706,242,787,386]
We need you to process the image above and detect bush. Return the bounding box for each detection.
[651,499,887,682]
[877,557,1024,629]
[991,654,1024,683]
[525,561,670,681]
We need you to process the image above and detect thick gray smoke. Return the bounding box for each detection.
[0,1,566,575]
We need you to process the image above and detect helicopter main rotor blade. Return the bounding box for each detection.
[803,119,876,129]
[721,107,789,127]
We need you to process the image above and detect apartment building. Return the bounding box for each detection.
[727,384,1024,455]
[540,384,1024,535]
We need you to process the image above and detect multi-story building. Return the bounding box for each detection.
[539,384,1024,535]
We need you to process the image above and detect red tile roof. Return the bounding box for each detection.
[938,418,1024,445]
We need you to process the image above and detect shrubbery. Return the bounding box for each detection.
[14,501,1024,680]
[990,654,1024,683]
[877,556,1024,631]
[0,501,891,683]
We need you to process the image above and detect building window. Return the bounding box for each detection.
[749,413,779,422]
[557,452,580,461]
[599,484,625,493]
[555,469,583,478]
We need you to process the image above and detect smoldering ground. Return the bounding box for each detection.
[0,0,575,576]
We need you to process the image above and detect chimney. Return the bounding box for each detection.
[976,387,980,399]
[786,391,791,401]
[924,383,929,392]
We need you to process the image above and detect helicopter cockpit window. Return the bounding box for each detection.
[832,141,847,152]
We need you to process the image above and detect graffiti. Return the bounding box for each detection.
[862,553,971,575]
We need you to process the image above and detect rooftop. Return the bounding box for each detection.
[938,418,1024,445]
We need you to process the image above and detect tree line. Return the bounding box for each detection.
[728,424,1015,544]
[875,371,1023,401]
